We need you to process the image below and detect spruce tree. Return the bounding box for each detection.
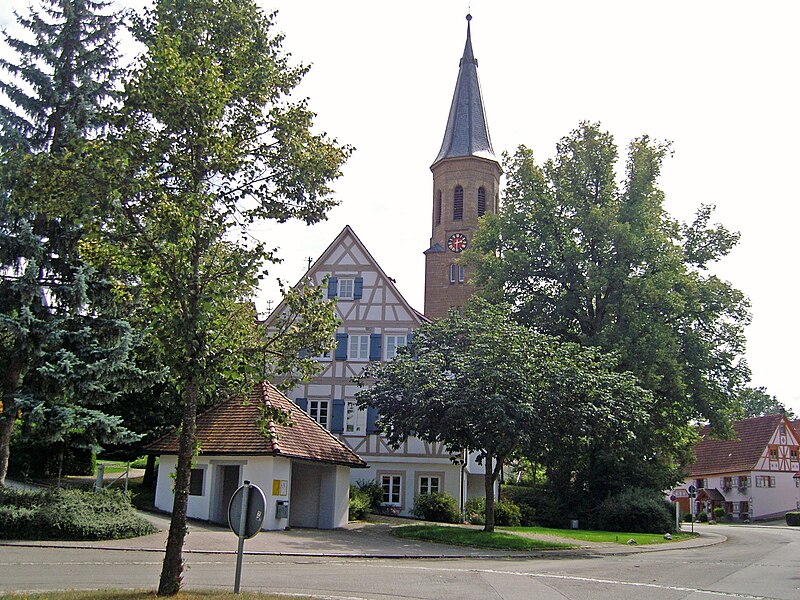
[0,0,137,485]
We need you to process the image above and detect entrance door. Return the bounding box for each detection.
[213,465,241,524]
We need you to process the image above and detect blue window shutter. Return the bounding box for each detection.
[354,277,364,299]
[331,399,345,433]
[335,333,348,360]
[366,406,379,434]
[295,397,307,411]
[327,277,338,299]
[369,333,382,361]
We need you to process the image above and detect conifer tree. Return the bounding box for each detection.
[0,0,138,485]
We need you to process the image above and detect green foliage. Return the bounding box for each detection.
[463,495,524,527]
[0,0,143,486]
[412,492,461,523]
[467,122,752,481]
[355,479,383,510]
[500,485,538,526]
[0,487,156,540]
[592,488,676,534]
[737,386,795,419]
[357,298,651,532]
[393,525,573,550]
[713,507,725,520]
[86,1,351,592]
[698,511,709,523]
[784,512,800,526]
[348,485,371,521]
[682,512,693,522]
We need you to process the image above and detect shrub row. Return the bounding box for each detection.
[0,487,157,540]
[348,479,384,521]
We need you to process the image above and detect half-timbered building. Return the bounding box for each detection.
[268,225,487,515]
[673,413,800,520]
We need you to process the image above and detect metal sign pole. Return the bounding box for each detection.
[233,482,251,594]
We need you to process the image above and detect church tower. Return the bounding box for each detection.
[424,14,501,320]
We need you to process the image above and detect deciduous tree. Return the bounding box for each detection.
[356,299,651,531]
[467,122,751,466]
[94,0,350,593]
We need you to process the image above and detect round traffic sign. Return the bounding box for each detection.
[228,482,266,539]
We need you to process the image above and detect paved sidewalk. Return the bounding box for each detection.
[0,508,727,559]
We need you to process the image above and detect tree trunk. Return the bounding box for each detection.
[483,452,495,532]
[143,452,157,489]
[0,358,23,487]
[157,377,199,596]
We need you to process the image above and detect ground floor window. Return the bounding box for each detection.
[381,474,402,505]
[418,475,441,496]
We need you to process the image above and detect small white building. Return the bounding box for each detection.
[148,382,367,530]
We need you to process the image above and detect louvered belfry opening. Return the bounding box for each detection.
[436,191,442,225]
[478,187,486,217]
[453,185,464,220]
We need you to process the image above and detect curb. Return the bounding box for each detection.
[0,530,726,559]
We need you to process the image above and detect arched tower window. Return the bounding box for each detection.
[436,191,442,225]
[453,186,464,221]
[478,187,486,217]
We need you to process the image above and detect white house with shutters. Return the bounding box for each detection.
[266,225,487,516]
[673,413,800,520]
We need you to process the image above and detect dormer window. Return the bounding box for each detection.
[453,186,463,221]
[478,187,486,216]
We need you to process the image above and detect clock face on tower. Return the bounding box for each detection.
[447,233,468,253]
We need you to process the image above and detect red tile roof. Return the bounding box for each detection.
[147,382,367,468]
[685,414,783,476]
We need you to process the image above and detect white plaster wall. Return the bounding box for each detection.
[318,465,351,528]
[750,471,800,517]
[240,455,291,531]
[154,455,212,522]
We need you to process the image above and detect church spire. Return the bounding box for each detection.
[432,14,497,167]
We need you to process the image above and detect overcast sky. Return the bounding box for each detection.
[2,1,798,414]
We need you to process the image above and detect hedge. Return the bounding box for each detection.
[0,487,157,540]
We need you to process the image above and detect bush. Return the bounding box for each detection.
[412,492,460,523]
[349,485,371,521]
[462,496,522,527]
[697,511,709,522]
[682,512,693,522]
[465,497,485,525]
[355,479,383,510]
[785,511,800,526]
[0,487,157,540]
[592,488,675,534]
[713,507,725,520]
[500,485,537,526]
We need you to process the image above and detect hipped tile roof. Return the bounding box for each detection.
[685,414,783,477]
[146,382,367,468]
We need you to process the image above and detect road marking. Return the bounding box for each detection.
[386,565,775,599]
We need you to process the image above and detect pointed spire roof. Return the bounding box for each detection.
[432,14,498,168]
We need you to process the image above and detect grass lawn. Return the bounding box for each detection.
[96,459,133,474]
[0,591,317,599]
[501,526,697,545]
[393,525,575,550]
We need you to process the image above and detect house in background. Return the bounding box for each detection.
[674,413,800,520]
[147,382,366,530]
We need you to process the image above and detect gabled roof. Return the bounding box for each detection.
[432,14,498,168]
[263,224,424,327]
[146,382,367,468]
[685,414,784,476]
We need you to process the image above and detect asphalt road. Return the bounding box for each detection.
[1,524,798,599]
